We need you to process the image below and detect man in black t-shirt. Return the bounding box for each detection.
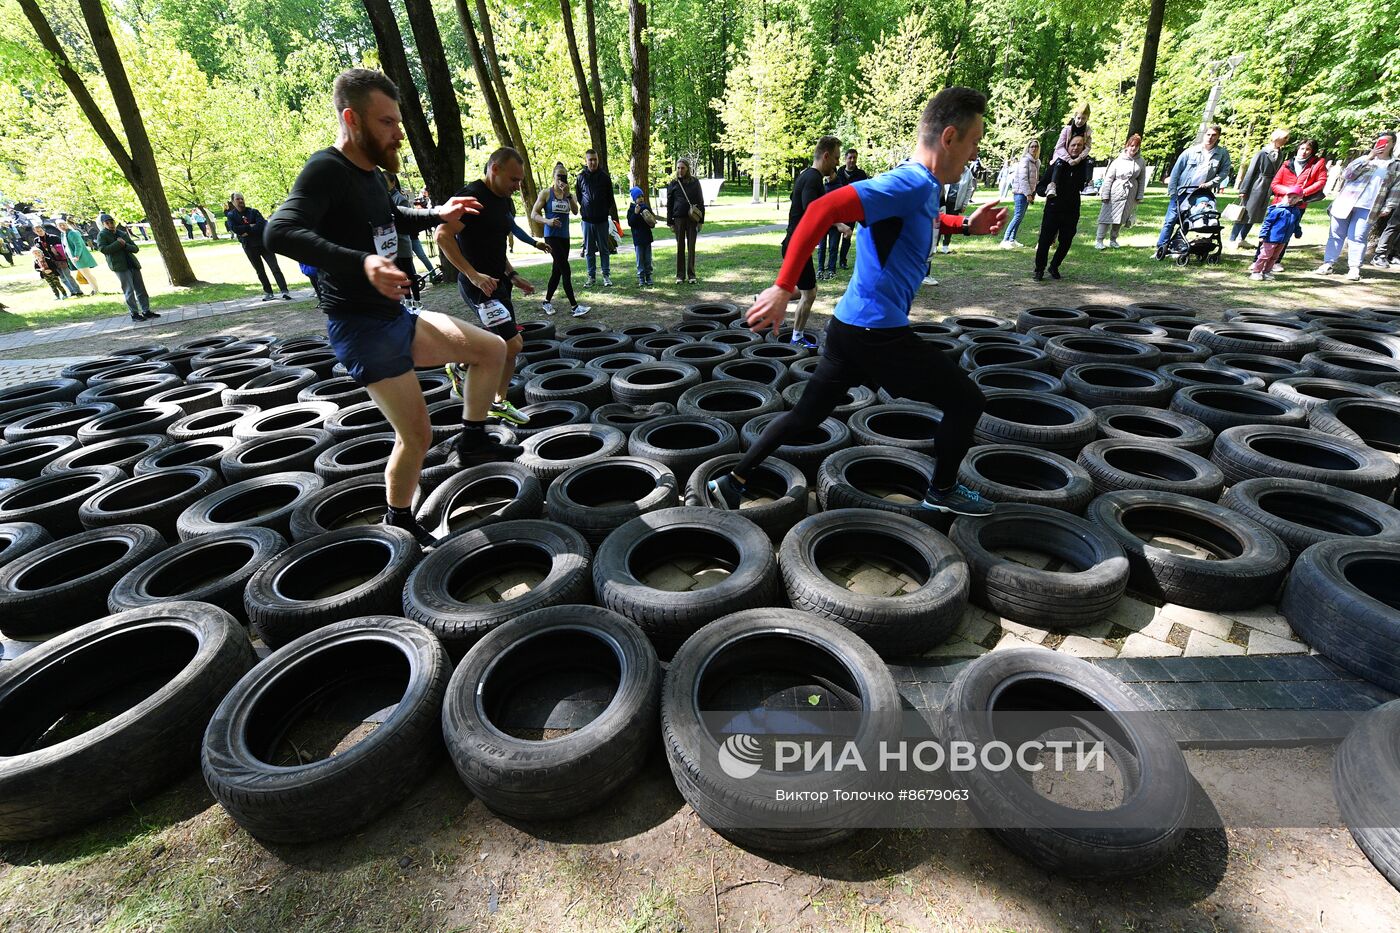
[436,148,536,429]
[834,149,869,268]
[266,68,517,548]
[784,135,844,349]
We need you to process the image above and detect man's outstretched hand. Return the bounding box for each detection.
[967,200,1009,236]
[364,254,411,299]
[436,197,483,224]
[746,285,793,336]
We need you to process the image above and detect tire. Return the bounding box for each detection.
[683,301,741,325]
[1017,306,1091,333]
[1137,315,1198,339]
[619,322,667,340]
[1169,385,1307,433]
[108,526,288,622]
[298,375,370,407]
[545,456,678,546]
[1312,328,1400,359]
[75,374,182,410]
[134,437,239,476]
[269,335,330,359]
[1222,477,1400,561]
[231,401,339,441]
[202,616,448,842]
[1078,303,1138,322]
[969,368,1065,395]
[86,360,177,386]
[0,524,167,637]
[634,333,695,359]
[319,400,390,441]
[781,508,969,654]
[611,361,703,406]
[946,314,1014,333]
[176,335,239,353]
[816,443,946,522]
[221,430,335,483]
[176,470,323,540]
[1334,700,1400,890]
[273,348,339,380]
[678,381,784,428]
[518,339,561,366]
[0,401,71,436]
[962,331,1038,351]
[973,390,1097,457]
[519,358,582,381]
[1211,425,1398,501]
[312,432,397,483]
[441,605,659,820]
[3,402,118,444]
[60,355,142,384]
[1090,321,1170,341]
[957,444,1096,513]
[0,436,81,480]
[244,525,423,647]
[591,402,678,436]
[518,423,627,489]
[188,359,274,389]
[191,341,270,369]
[712,357,787,392]
[41,434,168,476]
[703,329,763,351]
[740,412,852,483]
[1093,405,1214,454]
[403,519,593,652]
[782,381,875,423]
[1149,339,1213,366]
[148,382,228,416]
[1085,490,1290,609]
[660,608,903,852]
[1303,351,1400,386]
[0,465,124,537]
[221,367,319,409]
[1127,301,1195,317]
[559,332,634,362]
[1188,322,1316,360]
[1282,539,1400,693]
[77,465,224,539]
[585,352,652,376]
[938,648,1190,877]
[0,602,253,842]
[1028,325,1087,347]
[1076,438,1224,501]
[524,368,612,409]
[961,344,1051,373]
[686,453,808,543]
[167,404,260,442]
[417,462,543,539]
[1308,397,1400,455]
[659,342,739,379]
[847,402,944,455]
[1044,334,1161,374]
[670,320,724,337]
[628,415,740,486]
[0,522,52,570]
[511,400,589,441]
[1269,377,1388,411]
[75,403,183,447]
[1159,362,1265,392]
[789,356,822,381]
[1205,353,1310,385]
[286,473,402,542]
[1062,364,1172,409]
[594,507,780,658]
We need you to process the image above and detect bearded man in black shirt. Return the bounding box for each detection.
[266,68,517,547]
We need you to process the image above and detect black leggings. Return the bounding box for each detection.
[546,238,576,306]
[734,319,985,490]
[1035,196,1081,274]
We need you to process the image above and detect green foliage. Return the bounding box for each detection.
[712,18,816,186]
[841,10,943,169]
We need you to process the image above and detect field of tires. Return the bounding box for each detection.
[1,298,1400,923]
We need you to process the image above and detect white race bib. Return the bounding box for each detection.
[372,222,398,260]
[476,299,511,328]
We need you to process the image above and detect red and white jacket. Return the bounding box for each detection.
[1270,157,1328,209]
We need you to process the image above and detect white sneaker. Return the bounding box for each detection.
[998,240,1014,250]
[571,304,591,317]
[1345,267,1363,282]
[1249,272,1265,281]
[541,300,556,316]
[1263,272,1276,281]
[922,274,939,286]
[1095,240,1106,250]
[1390,258,1400,268]
[1314,263,1334,275]
[1273,261,1285,272]
[602,275,613,287]
[1011,239,1025,248]
[1109,239,1121,249]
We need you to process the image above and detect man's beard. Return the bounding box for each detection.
[354,126,401,173]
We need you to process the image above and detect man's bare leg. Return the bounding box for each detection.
[496,333,523,402]
[366,371,434,509]
[412,309,504,420]
[792,288,817,336]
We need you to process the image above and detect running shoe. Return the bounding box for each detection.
[920,484,995,516]
[261,293,275,301]
[791,331,819,351]
[489,398,530,426]
[541,300,556,316]
[1345,268,1363,282]
[445,362,466,398]
[449,438,524,469]
[382,509,438,548]
[1313,263,1334,275]
[571,304,591,317]
[922,274,939,286]
[706,474,744,510]
[602,275,613,287]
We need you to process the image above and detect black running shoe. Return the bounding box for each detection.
[920,484,995,516]
[450,439,524,468]
[706,473,744,510]
[382,509,438,547]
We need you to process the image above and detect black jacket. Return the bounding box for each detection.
[225,206,269,247]
[665,176,705,225]
[574,169,618,223]
[834,165,869,189]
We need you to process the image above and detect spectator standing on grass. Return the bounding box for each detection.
[178,210,194,240]
[1154,126,1231,258]
[1248,186,1305,281]
[1266,139,1327,272]
[32,224,82,297]
[227,193,293,301]
[31,246,65,300]
[1095,134,1147,249]
[835,149,868,269]
[627,186,657,286]
[1314,132,1398,281]
[95,213,159,321]
[936,162,976,253]
[530,162,589,317]
[1000,140,1040,249]
[1230,128,1290,249]
[666,158,705,284]
[0,220,14,266]
[575,149,619,287]
[1368,163,1400,268]
[58,219,99,294]
[1034,135,1091,281]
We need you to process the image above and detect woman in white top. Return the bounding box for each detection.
[1316,132,1398,281]
[1095,134,1148,249]
[1000,140,1040,247]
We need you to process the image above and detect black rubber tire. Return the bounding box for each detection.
[0,524,167,637]
[244,525,423,647]
[0,465,124,537]
[108,525,287,622]
[523,368,612,409]
[0,521,52,570]
[417,462,543,539]
[619,322,667,340]
[1205,353,1310,385]
[682,301,741,324]
[0,436,81,480]
[77,465,224,538]
[518,423,627,489]
[1303,351,1400,386]
[221,430,335,483]
[274,348,339,380]
[951,505,1127,626]
[633,333,695,359]
[1076,438,1224,501]
[585,352,653,377]
[176,470,323,540]
[660,607,903,852]
[1312,328,1400,359]
[312,432,397,483]
[1062,364,1173,408]
[815,442,946,522]
[1269,376,1388,411]
[702,329,764,351]
[610,361,703,407]
[3,402,118,444]
[517,339,562,366]
[403,519,593,652]
[1044,334,1162,374]
[781,381,875,423]
[505,400,585,441]
[960,344,1051,374]
[946,314,1014,333]
[148,382,228,416]
[628,415,740,486]
[1282,540,1400,693]
[220,367,319,409]
[957,443,1096,513]
[76,403,184,447]
[41,434,168,477]
[847,402,944,455]
[1147,338,1213,366]
[60,355,141,384]
[0,601,253,842]
[938,648,1190,877]
[781,508,969,654]
[1169,385,1307,433]
[1127,301,1195,317]
[1136,315,1198,339]
[1017,306,1091,333]
[788,356,823,381]
[0,401,71,435]
[678,380,784,427]
[202,615,448,842]
[86,360,177,386]
[167,404,260,442]
[519,320,556,342]
[712,357,790,391]
[191,341,270,369]
[968,368,1066,395]
[1085,490,1290,609]
[269,335,330,359]
[1334,699,1400,890]
[519,358,583,382]
[1308,397,1400,455]
[442,604,660,820]
[594,507,780,658]
[1092,405,1215,454]
[74,373,182,410]
[973,390,1097,457]
[285,473,405,542]
[590,401,677,435]
[188,358,274,389]
[1077,303,1137,322]
[962,331,1038,351]
[297,375,370,407]
[659,341,739,379]
[1159,362,1266,392]
[740,412,852,483]
[686,453,808,542]
[1222,477,1400,562]
[1028,325,1087,347]
[319,401,389,442]
[559,332,635,362]
[1211,424,1399,501]
[177,335,240,353]
[1188,322,1317,360]
[1089,321,1170,341]
[135,437,238,476]
[231,401,339,442]
[545,456,678,546]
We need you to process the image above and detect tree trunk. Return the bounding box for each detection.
[1128,0,1168,141]
[470,0,538,217]
[455,0,510,145]
[402,0,467,200]
[584,0,608,168]
[560,0,607,170]
[628,0,650,194]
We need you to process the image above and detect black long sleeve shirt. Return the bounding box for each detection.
[265,147,440,320]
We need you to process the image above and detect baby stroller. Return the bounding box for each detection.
[1157,185,1223,265]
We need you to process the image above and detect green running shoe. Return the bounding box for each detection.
[489,397,530,426]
